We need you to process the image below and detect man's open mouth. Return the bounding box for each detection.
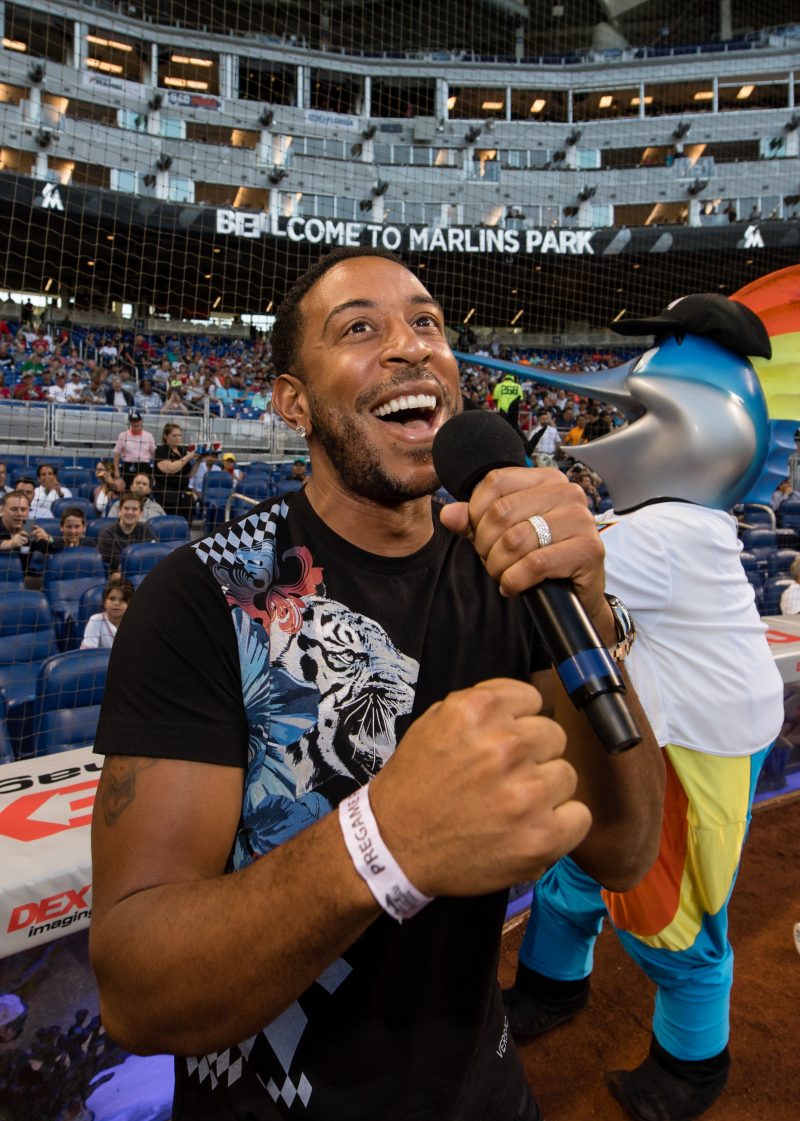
[372,393,439,430]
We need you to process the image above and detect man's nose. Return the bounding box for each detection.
[380,319,433,366]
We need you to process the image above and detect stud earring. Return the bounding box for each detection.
[295,425,307,439]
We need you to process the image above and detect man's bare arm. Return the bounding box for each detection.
[91,679,591,1059]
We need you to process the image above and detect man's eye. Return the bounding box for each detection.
[345,320,370,335]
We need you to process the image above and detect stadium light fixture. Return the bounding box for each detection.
[463,308,475,324]
[530,99,546,113]
[362,124,377,140]
[693,90,713,101]
[786,114,800,132]
[672,121,691,140]
[27,62,44,84]
[372,180,389,197]
[464,126,482,145]
[510,309,524,325]
[155,154,172,172]
[447,96,457,110]
[598,95,613,109]
[86,58,123,74]
[35,128,52,149]
[2,38,27,52]
[268,167,288,186]
[164,77,208,90]
[481,101,504,110]
[578,185,597,202]
[213,296,222,309]
[687,177,708,196]
[148,93,163,111]
[86,35,132,52]
[171,55,213,67]
[565,129,582,146]
[258,109,274,128]
[359,198,373,212]
[736,85,755,100]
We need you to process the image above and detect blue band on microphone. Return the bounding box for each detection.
[556,647,619,696]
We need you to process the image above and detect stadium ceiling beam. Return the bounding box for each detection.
[272,0,530,14]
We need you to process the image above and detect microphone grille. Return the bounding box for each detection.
[432,411,527,501]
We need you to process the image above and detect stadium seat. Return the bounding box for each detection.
[52,496,97,522]
[239,477,273,502]
[84,517,116,542]
[148,515,191,544]
[0,552,25,589]
[740,503,776,530]
[201,471,234,532]
[59,467,94,490]
[42,548,107,650]
[739,528,777,567]
[0,591,59,711]
[766,549,799,578]
[762,577,792,616]
[738,550,759,577]
[119,542,173,588]
[29,648,110,757]
[0,693,14,764]
[274,479,304,497]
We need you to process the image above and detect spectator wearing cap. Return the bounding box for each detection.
[290,459,307,482]
[221,452,243,484]
[46,371,69,403]
[113,411,156,489]
[105,376,134,409]
[12,373,45,401]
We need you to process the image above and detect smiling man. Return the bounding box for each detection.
[90,249,662,1121]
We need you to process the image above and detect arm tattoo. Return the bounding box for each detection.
[100,757,158,826]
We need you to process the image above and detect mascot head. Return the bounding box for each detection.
[454,266,800,511]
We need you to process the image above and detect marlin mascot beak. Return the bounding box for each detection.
[454,269,800,512]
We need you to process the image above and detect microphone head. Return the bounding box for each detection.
[433,411,528,501]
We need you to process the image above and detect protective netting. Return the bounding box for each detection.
[0,0,799,758]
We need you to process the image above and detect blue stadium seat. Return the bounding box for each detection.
[59,467,94,490]
[119,542,172,588]
[0,692,14,764]
[767,549,799,578]
[762,576,792,616]
[148,515,191,544]
[739,528,777,566]
[83,517,116,542]
[201,471,234,531]
[239,477,273,502]
[274,479,304,497]
[42,548,107,649]
[52,496,97,522]
[0,591,59,726]
[29,648,110,757]
[740,503,776,530]
[0,552,25,589]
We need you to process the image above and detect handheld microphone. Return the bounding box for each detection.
[432,411,641,754]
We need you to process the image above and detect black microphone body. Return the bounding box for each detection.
[432,411,641,754]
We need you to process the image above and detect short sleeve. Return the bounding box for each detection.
[94,545,248,768]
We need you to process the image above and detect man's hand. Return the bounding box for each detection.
[439,466,612,641]
[369,677,592,897]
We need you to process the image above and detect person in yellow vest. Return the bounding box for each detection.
[492,372,524,431]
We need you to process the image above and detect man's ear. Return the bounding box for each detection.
[272,374,311,436]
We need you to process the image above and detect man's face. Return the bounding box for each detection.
[289,257,460,504]
[131,475,151,497]
[15,482,34,503]
[3,495,29,532]
[61,515,85,544]
[38,466,57,489]
[119,500,141,530]
[0,464,6,487]
[539,412,551,427]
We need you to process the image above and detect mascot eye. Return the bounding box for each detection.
[632,346,659,374]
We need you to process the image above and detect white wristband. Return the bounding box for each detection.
[339,786,433,923]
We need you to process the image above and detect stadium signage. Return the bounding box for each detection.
[215,210,597,254]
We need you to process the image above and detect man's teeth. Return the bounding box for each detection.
[374,394,437,418]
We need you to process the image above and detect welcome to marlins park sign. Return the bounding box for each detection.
[216,209,597,255]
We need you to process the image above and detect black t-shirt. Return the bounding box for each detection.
[154,443,191,498]
[96,490,548,1121]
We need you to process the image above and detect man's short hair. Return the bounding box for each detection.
[59,506,86,526]
[2,489,29,507]
[118,492,143,509]
[271,247,405,376]
[37,462,59,478]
